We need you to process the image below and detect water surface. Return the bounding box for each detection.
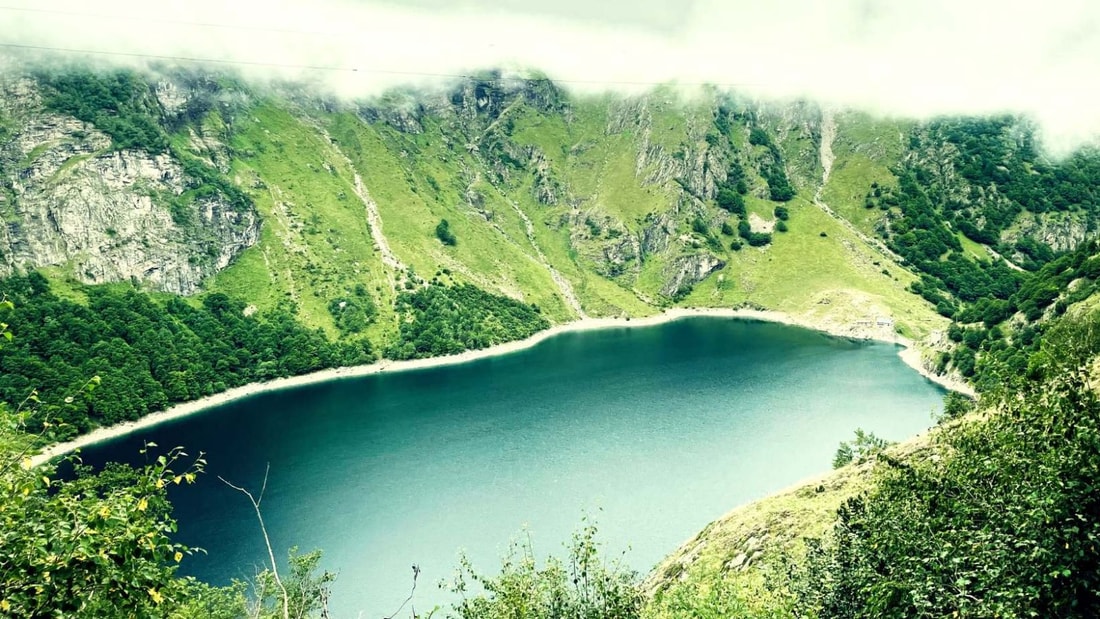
[81,318,944,616]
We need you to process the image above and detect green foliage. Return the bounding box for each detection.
[0,433,207,616]
[385,283,549,359]
[37,69,169,153]
[250,548,335,619]
[939,391,974,422]
[646,568,797,619]
[773,206,790,221]
[832,428,893,468]
[0,274,373,439]
[720,221,735,236]
[748,127,770,147]
[450,522,644,619]
[326,288,377,335]
[716,188,746,215]
[436,218,458,246]
[175,151,252,213]
[738,220,772,247]
[775,220,789,233]
[744,128,795,201]
[807,315,1100,618]
[692,217,709,236]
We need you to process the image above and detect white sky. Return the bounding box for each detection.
[3,0,1100,152]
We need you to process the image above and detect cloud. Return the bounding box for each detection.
[4,0,1100,152]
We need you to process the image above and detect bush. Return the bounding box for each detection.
[449,522,644,619]
[774,206,790,220]
[811,317,1100,617]
[832,428,893,468]
[749,127,770,146]
[776,220,789,233]
[435,219,457,246]
[717,188,746,215]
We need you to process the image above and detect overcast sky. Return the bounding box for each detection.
[3,0,1100,152]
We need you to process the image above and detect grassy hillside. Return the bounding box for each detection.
[9,64,1100,430]
[193,84,950,347]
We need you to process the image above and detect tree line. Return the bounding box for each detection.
[0,273,373,442]
[385,283,549,360]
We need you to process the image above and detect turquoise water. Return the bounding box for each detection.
[80,318,945,616]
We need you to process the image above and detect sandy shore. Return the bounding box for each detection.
[31,307,970,466]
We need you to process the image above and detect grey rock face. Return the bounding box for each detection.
[0,75,259,294]
[660,253,726,297]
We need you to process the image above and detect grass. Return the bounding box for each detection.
[820,112,912,237]
[208,102,393,343]
[644,430,939,617]
[684,195,945,339]
[957,232,990,261]
[24,84,944,355]
[327,111,575,323]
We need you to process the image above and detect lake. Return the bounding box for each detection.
[79,317,945,616]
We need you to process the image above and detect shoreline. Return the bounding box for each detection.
[31,307,971,466]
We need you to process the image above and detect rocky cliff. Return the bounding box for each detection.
[0,73,258,294]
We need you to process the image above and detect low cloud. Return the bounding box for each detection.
[5,0,1100,152]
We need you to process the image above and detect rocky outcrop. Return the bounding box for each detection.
[660,253,726,297]
[1007,211,1092,253]
[641,212,677,257]
[610,96,728,200]
[0,75,258,295]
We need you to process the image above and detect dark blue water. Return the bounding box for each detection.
[80,318,944,616]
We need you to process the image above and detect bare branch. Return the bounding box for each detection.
[385,564,421,619]
[220,464,289,619]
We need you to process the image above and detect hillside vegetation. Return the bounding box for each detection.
[3,59,1100,617]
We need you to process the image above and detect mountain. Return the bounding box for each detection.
[3,58,1099,433]
[3,57,1100,617]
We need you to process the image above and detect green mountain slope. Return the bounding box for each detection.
[5,58,1100,618]
[4,60,1100,433]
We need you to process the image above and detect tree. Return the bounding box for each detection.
[717,188,746,215]
[436,219,457,246]
[0,434,213,616]
[832,428,892,468]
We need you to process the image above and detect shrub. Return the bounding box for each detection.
[435,219,457,246]
[449,522,644,619]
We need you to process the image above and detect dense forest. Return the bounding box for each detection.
[0,273,373,442]
[385,283,550,360]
